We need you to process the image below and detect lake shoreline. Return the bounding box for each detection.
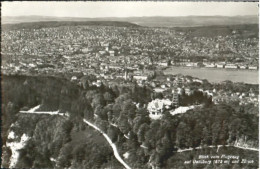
[164,66,259,84]
[165,66,258,72]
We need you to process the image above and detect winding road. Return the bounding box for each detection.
[82,119,131,169]
[20,105,131,169]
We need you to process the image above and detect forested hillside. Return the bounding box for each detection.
[2,75,258,168]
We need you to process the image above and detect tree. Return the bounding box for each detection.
[122,99,136,120]
[94,105,107,120]
[117,114,130,134]
[57,144,73,168]
[160,115,172,131]
[202,126,211,145]
[149,151,161,168]
[136,107,149,117]
[175,122,191,148]
[85,90,98,102]
[95,118,108,133]
[133,115,150,134]
[137,123,150,143]
[131,84,138,95]
[145,121,161,148]
[84,103,94,120]
[91,94,105,109]
[112,104,121,118]
[107,126,120,142]
[219,121,229,145]
[104,92,114,104]
[111,85,119,97]
[159,133,172,156]
[211,122,221,145]
[72,144,86,162]
[115,93,131,104]
[80,76,89,89]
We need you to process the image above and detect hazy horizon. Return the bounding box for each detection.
[3,15,258,18]
[2,2,258,18]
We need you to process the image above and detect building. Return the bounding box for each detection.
[133,75,148,81]
[147,99,172,120]
[248,66,258,70]
[185,88,192,96]
[239,65,247,69]
[104,43,110,51]
[82,48,91,53]
[158,61,169,67]
[109,50,115,57]
[225,64,238,69]
[71,76,77,81]
[172,93,179,108]
[172,88,180,107]
[216,64,224,68]
[205,64,216,68]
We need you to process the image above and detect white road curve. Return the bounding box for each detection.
[28,105,41,113]
[83,119,131,169]
[20,110,60,115]
[20,105,60,115]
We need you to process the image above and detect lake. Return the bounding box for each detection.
[164,67,259,84]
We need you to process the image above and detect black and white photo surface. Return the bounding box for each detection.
[1,2,259,169]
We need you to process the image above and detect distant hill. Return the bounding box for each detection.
[127,15,259,27]
[2,15,258,27]
[2,21,140,30]
[173,24,259,38]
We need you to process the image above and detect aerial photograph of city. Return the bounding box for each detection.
[1,1,259,169]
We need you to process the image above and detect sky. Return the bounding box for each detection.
[2,1,259,18]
